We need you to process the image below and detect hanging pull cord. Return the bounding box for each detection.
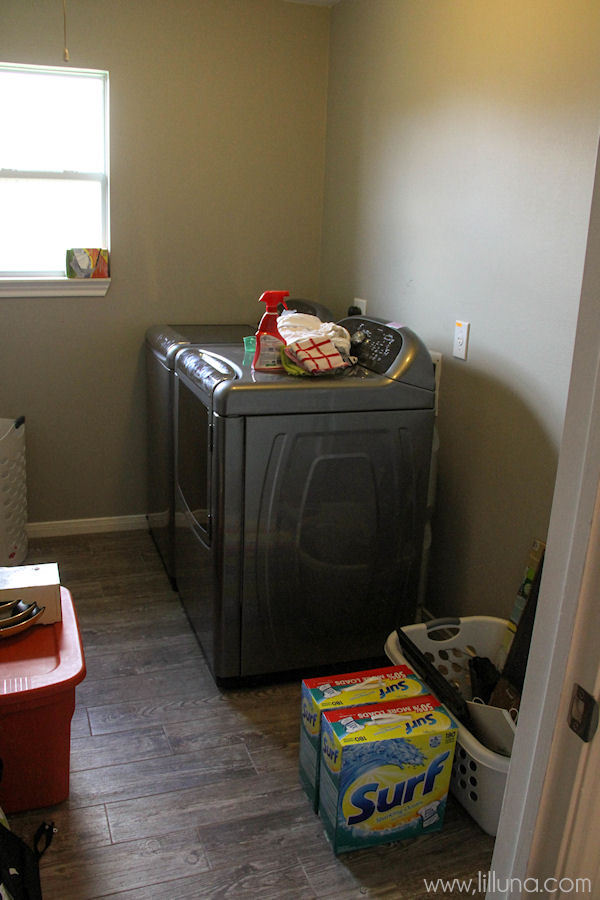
[63,0,70,61]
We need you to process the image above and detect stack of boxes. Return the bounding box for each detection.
[299,665,458,854]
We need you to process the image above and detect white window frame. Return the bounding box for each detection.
[0,62,110,298]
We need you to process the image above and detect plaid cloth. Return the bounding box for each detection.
[285,336,350,374]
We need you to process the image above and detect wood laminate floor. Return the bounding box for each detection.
[6,530,494,898]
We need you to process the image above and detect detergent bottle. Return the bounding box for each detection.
[252,290,290,372]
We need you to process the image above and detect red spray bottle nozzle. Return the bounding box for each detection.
[259,290,289,311]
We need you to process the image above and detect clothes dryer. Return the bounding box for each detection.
[174,316,436,680]
[145,301,333,584]
[145,324,252,584]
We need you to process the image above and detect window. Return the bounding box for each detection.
[0,62,109,293]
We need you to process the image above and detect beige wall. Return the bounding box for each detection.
[3,0,599,624]
[321,0,600,617]
[0,0,330,522]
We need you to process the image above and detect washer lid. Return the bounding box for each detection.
[145,324,253,366]
[175,347,240,407]
[145,325,190,365]
[175,328,435,416]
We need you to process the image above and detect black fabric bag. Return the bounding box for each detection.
[0,820,55,900]
[0,760,55,900]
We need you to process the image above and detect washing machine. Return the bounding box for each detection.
[145,323,252,584]
[173,315,436,681]
[145,301,332,584]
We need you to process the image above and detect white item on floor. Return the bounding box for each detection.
[466,700,516,757]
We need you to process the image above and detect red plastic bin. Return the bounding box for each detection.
[0,586,86,813]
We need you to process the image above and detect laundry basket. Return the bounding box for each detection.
[385,616,511,836]
[0,417,28,566]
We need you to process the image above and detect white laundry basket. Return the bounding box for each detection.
[0,417,28,565]
[385,615,511,836]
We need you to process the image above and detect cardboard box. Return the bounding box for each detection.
[299,665,428,811]
[0,562,61,624]
[318,695,458,853]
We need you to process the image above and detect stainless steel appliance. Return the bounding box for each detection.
[145,324,252,584]
[174,316,436,680]
[145,302,332,584]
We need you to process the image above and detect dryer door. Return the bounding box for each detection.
[240,408,434,676]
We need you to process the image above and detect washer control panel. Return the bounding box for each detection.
[339,316,405,376]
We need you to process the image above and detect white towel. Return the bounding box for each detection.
[277,311,352,357]
[284,336,350,374]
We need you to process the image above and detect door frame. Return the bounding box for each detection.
[488,139,600,897]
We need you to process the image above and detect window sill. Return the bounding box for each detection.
[0,277,111,298]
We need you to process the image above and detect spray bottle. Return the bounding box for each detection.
[252,290,290,372]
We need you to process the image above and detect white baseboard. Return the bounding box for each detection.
[27,514,148,538]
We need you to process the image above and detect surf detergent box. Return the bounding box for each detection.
[299,665,428,811]
[318,695,458,853]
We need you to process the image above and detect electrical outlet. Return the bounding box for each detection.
[354,298,368,315]
[453,320,470,360]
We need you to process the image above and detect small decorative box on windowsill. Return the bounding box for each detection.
[66,248,109,279]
